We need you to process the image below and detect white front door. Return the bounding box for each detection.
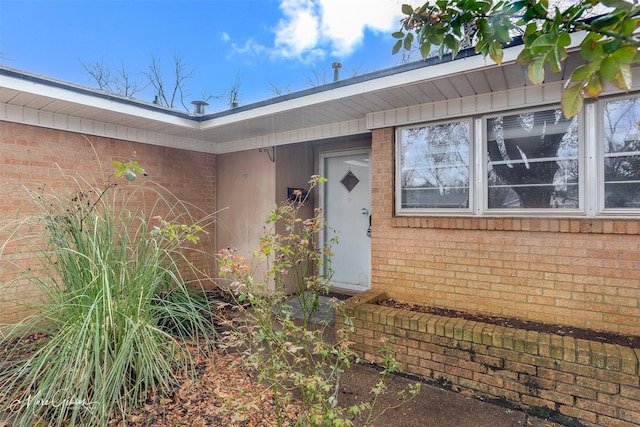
[321,150,371,292]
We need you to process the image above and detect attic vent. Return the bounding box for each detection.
[332,62,342,82]
[190,100,209,115]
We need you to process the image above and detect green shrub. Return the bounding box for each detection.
[218,176,420,426]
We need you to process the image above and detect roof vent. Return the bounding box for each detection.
[190,100,209,115]
[332,62,342,82]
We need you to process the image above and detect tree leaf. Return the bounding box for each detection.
[524,22,538,36]
[489,42,504,64]
[569,63,597,82]
[444,34,457,50]
[403,34,414,50]
[580,33,604,62]
[557,31,571,48]
[392,31,405,39]
[564,4,590,23]
[445,34,460,57]
[516,47,535,64]
[402,4,414,15]
[602,38,622,54]
[548,47,563,73]
[504,0,528,14]
[496,27,511,44]
[584,73,603,98]
[529,34,554,55]
[600,56,618,81]
[612,46,638,64]
[392,39,403,55]
[420,42,431,59]
[590,11,624,31]
[528,55,547,85]
[621,17,640,37]
[599,0,633,10]
[613,63,632,91]
[561,83,584,118]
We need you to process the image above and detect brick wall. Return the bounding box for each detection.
[371,128,640,336]
[340,290,640,427]
[0,121,217,323]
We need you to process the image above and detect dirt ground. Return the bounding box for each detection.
[106,348,567,427]
[0,342,568,427]
[338,362,566,427]
[1,294,572,427]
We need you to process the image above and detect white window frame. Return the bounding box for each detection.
[394,94,640,218]
[482,105,585,217]
[395,118,475,215]
[597,93,640,216]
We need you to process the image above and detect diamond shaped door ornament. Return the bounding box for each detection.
[340,170,359,192]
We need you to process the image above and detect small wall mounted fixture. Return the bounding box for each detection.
[259,146,275,163]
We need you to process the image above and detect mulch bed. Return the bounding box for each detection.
[377,299,640,348]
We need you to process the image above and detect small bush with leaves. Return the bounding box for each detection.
[217,176,419,427]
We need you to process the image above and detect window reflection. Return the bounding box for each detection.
[400,121,471,209]
[487,109,579,209]
[603,97,640,208]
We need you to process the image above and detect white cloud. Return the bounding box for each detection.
[231,38,268,56]
[273,0,322,60]
[221,31,269,64]
[318,0,402,56]
[274,0,403,60]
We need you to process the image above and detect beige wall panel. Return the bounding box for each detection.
[217,149,276,287]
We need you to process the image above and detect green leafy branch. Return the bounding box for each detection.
[394,1,640,118]
[112,159,146,182]
[151,216,205,244]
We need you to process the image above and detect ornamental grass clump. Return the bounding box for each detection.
[0,160,217,427]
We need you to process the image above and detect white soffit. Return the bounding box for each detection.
[1,72,196,128]
[199,46,529,129]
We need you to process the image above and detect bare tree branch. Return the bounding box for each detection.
[304,66,327,87]
[228,74,241,108]
[145,55,168,107]
[81,59,144,97]
[269,82,292,97]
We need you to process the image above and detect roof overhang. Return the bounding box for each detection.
[0,32,602,154]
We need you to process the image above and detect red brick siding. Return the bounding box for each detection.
[0,121,217,322]
[371,128,640,336]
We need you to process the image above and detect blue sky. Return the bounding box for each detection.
[0,0,407,113]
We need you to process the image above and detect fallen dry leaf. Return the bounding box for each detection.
[108,347,301,427]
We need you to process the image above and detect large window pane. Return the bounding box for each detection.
[603,96,640,208]
[487,109,579,209]
[399,121,470,209]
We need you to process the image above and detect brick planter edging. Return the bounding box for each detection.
[338,290,640,427]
